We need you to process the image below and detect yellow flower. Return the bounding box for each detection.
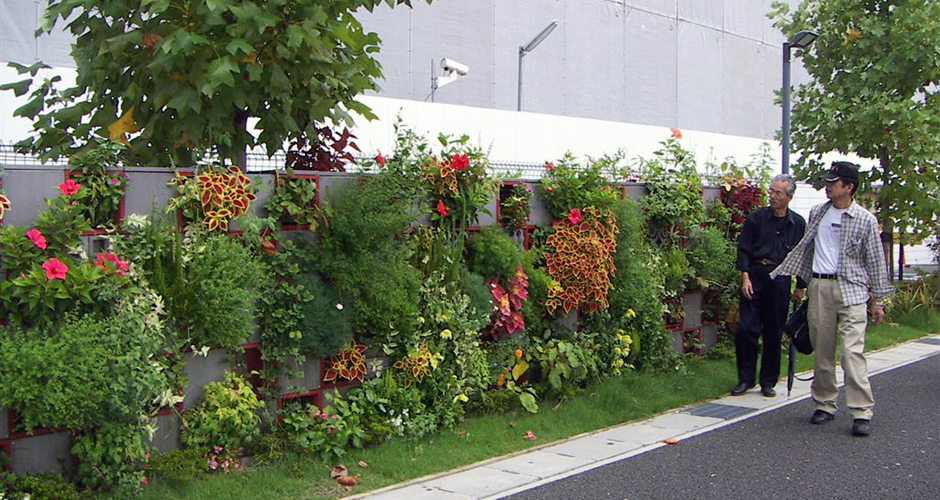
[430,352,444,369]
[453,394,469,403]
[440,329,453,339]
[626,308,636,319]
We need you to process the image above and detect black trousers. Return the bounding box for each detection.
[735,264,791,388]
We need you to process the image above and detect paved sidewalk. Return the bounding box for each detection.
[348,334,940,500]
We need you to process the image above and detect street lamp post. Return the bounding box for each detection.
[517,21,558,112]
[782,30,818,174]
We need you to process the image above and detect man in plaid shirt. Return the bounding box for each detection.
[771,161,893,437]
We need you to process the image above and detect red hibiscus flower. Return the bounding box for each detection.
[670,127,683,139]
[545,162,554,170]
[567,208,582,225]
[96,252,130,275]
[42,258,69,280]
[26,228,47,250]
[437,199,449,217]
[452,153,469,172]
[376,152,386,167]
[59,178,81,196]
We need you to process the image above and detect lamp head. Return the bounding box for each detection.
[521,21,558,54]
[790,30,818,49]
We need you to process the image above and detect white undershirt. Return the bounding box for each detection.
[813,206,848,274]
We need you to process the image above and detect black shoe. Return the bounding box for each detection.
[731,383,754,396]
[852,419,871,436]
[761,386,777,397]
[810,410,834,425]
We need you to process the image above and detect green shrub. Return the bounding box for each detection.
[72,421,149,495]
[540,152,619,220]
[183,372,263,451]
[113,219,267,349]
[465,226,525,280]
[522,262,552,336]
[315,173,422,340]
[0,471,82,500]
[294,272,355,358]
[148,447,209,483]
[589,197,682,373]
[180,232,267,348]
[458,266,493,321]
[0,310,170,432]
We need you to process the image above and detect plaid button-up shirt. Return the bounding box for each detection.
[770,200,894,306]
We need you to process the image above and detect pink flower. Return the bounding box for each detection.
[42,258,69,280]
[545,162,554,170]
[59,178,81,196]
[27,228,47,250]
[141,476,149,486]
[567,208,582,225]
[437,199,449,217]
[452,153,469,171]
[376,152,386,167]
[110,177,119,185]
[208,459,218,470]
[96,252,129,275]
[525,430,538,441]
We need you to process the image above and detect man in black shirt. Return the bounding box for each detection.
[732,174,807,397]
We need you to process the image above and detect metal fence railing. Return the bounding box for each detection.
[1,142,641,180]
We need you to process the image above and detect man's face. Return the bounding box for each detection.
[769,180,793,211]
[825,178,853,200]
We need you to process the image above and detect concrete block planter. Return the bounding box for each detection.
[7,432,72,475]
[183,348,232,409]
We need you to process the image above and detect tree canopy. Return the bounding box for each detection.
[770,0,940,251]
[3,0,431,166]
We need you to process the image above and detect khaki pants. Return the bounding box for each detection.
[807,278,874,419]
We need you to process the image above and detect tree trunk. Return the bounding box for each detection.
[233,111,249,168]
[878,148,895,282]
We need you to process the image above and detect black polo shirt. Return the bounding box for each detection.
[736,206,807,287]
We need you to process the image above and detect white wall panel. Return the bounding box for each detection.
[677,21,722,132]
[721,34,763,137]
[563,0,625,121]
[623,9,677,126]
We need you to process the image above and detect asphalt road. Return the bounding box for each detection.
[507,353,940,500]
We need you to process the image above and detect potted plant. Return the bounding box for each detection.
[65,140,129,233]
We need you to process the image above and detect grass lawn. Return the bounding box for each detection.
[123,313,938,500]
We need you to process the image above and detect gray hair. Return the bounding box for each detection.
[771,174,797,196]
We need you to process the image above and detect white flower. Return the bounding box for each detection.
[335,303,344,311]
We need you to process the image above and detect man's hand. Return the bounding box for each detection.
[741,274,753,300]
[792,287,805,303]
[872,304,885,325]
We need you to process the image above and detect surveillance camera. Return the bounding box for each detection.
[441,58,469,76]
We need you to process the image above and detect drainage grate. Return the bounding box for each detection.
[684,403,757,420]
[915,338,940,345]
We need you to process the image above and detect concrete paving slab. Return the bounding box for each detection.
[645,412,723,432]
[539,435,642,461]
[593,422,677,446]
[425,467,536,498]
[487,450,593,479]
[366,483,474,500]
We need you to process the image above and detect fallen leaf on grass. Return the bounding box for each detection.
[358,460,369,468]
[508,421,516,428]
[337,473,361,491]
[663,438,678,445]
[458,430,467,437]
[330,465,348,479]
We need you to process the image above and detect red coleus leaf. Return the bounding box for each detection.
[324,368,337,382]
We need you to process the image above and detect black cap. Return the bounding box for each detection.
[823,161,860,184]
